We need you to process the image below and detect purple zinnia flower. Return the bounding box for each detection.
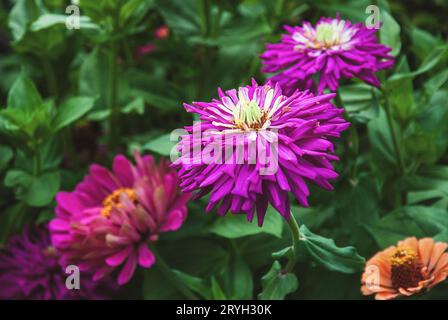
[0,226,113,300]
[260,17,394,93]
[173,79,349,226]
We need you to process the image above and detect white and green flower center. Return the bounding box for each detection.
[233,100,264,130]
[293,19,356,52]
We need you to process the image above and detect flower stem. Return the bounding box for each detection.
[152,248,199,300]
[108,2,122,150]
[41,56,58,99]
[382,89,406,176]
[283,213,300,273]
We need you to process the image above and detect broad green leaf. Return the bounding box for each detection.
[406,165,448,207]
[368,108,397,168]
[8,0,40,42]
[258,261,298,300]
[338,84,379,122]
[388,45,448,82]
[7,73,43,111]
[387,57,414,122]
[0,203,27,245]
[30,14,99,31]
[423,69,448,99]
[299,225,365,274]
[366,206,447,248]
[0,145,13,172]
[380,10,401,56]
[142,133,178,157]
[52,96,96,131]
[336,175,380,228]
[4,170,60,207]
[158,238,228,277]
[143,267,181,299]
[172,270,212,300]
[209,206,283,239]
[411,27,442,61]
[211,277,228,300]
[155,0,202,38]
[122,97,145,115]
[79,47,112,112]
[221,255,253,299]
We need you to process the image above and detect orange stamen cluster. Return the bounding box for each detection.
[101,188,137,217]
[390,247,424,289]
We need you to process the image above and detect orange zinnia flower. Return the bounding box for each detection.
[361,237,448,300]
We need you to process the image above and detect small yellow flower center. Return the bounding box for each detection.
[390,247,424,289]
[101,188,137,217]
[43,246,58,257]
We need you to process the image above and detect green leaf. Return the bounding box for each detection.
[30,14,98,31]
[387,57,415,122]
[79,47,112,112]
[155,0,201,39]
[4,170,60,207]
[388,45,448,82]
[142,267,180,299]
[52,96,96,131]
[336,174,380,229]
[211,277,228,300]
[338,84,379,122]
[299,225,365,274]
[8,0,40,42]
[7,73,43,111]
[380,10,401,56]
[423,69,448,98]
[172,270,213,300]
[122,97,145,115]
[405,165,448,207]
[368,108,397,168]
[366,206,447,248]
[158,238,228,277]
[258,261,298,300]
[220,255,253,299]
[142,133,178,157]
[0,145,13,172]
[209,206,283,239]
[411,27,442,61]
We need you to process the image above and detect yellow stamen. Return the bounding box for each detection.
[101,188,137,217]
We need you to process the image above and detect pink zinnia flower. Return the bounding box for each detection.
[50,152,190,285]
[173,79,349,226]
[261,17,394,93]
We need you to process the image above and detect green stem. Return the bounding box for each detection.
[108,2,121,150]
[41,56,58,99]
[32,139,41,175]
[283,213,300,273]
[200,0,211,37]
[382,89,406,176]
[152,247,199,300]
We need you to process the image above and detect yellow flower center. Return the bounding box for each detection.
[390,247,424,289]
[43,246,58,257]
[101,188,137,217]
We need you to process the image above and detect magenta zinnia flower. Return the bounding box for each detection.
[50,151,190,285]
[0,226,112,300]
[261,17,394,93]
[173,79,349,226]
